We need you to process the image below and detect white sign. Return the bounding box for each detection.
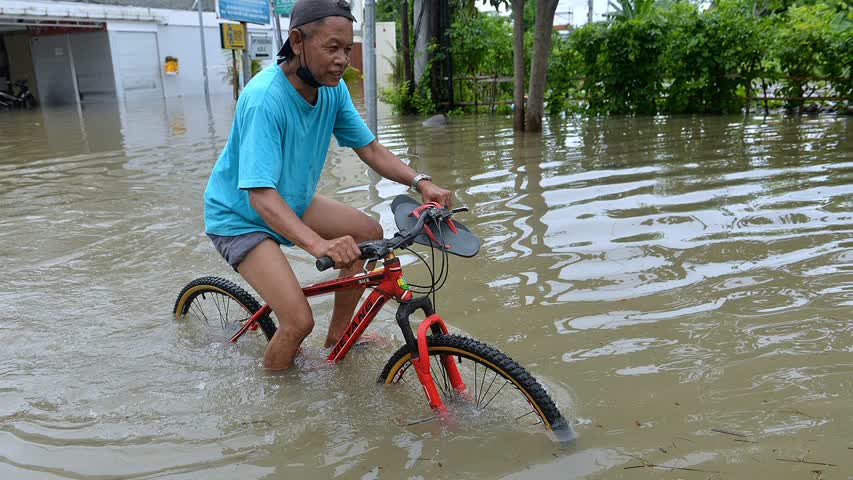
[249,33,274,59]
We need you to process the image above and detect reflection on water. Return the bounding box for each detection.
[0,95,851,479]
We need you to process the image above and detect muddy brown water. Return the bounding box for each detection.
[1,95,851,479]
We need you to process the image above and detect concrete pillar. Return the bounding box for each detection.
[413,0,433,85]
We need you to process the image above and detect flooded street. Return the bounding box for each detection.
[1,94,851,479]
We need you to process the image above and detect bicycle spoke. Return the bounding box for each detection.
[224,295,231,324]
[474,359,489,406]
[514,410,542,426]
[386,347,555,433]
[187,292,255,334]
[480,380,510,411]
[190,301,211,326]
[212,294,226,330]
[473,362,478,404]
[208,293,219,324]
[438,356,452,398]
[430,360,449,398]
[515,410,536,421]
[219,296,229,330]
[478,368,500,408]
[395,364,420,393]
[475,366,484,405]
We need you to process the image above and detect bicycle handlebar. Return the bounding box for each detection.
[315,256,336,271]
[315,205,466,272]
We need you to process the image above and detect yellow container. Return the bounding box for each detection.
[165,56,179,75]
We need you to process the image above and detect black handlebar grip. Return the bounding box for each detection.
[316,256,335,271]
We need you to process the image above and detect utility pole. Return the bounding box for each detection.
[364,0,377,135]
[195,0,210,98]
[241,21,251,87]
[588,0,593,23]
[270,0,282,53]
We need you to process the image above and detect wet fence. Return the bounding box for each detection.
[443,74,852,115]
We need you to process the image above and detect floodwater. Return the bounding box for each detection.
[1,93,851,479]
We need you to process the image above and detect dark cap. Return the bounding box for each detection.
[277,0,356,62]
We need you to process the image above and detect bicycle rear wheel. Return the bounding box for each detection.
[379,334,572,440]
[173,276,277,341]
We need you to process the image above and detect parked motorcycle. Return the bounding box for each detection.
[0,80,35,109]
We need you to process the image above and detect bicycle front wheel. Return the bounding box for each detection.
[379,334,572,438]
[173,276,277,341]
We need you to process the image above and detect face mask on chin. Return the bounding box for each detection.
[296,61,323,88]
[296,34,323,88]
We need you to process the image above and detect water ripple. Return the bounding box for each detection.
[1,101,851,478]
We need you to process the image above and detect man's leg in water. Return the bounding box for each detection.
[302,195,384,347]
[238,238,314,370]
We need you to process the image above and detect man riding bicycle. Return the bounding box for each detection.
[203,0,452,370]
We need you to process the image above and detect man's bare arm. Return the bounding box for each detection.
[353,140,453,207]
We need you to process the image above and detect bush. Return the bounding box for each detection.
[378,78,436,116]
[379,80,412,113]
[661,0,771,114]
[546,35,584,114]
[570,18,665,114]
[772,3,850,109]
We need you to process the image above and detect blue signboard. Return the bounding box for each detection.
[274,0,296,15]
[217,0,270,25]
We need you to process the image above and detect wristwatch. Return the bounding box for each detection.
[410,173,432,193]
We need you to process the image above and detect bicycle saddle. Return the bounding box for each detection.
[391,195,480,258]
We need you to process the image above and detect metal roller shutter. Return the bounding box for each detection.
[113,31,161,98]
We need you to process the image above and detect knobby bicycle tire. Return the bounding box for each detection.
[379,334,570,435]
[173,276,277,341]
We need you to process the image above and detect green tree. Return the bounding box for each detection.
[525,0,561,131]
[449,12,513,79]
[375,0,400,21]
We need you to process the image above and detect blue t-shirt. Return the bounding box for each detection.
[204,64,375,245]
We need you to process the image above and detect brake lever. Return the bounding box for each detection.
[362,255,380,274]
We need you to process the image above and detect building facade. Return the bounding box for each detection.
[0,0,393,108]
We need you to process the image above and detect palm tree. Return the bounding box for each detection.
[605,0,671,21]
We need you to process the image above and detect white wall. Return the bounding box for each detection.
[376,21,395,89]
[157,24,234,98]
[109,9,276,98]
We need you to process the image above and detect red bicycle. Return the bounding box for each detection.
[174,196,572,440]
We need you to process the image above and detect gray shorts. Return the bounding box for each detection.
[207,231,282,271]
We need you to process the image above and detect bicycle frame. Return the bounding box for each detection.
[228,254,468,413]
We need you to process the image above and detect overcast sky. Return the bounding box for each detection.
[557,0,610,25]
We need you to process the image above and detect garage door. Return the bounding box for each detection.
[112,31,161,98]
[30,35,78,106]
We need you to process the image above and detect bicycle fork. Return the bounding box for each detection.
[395,296,467,414]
